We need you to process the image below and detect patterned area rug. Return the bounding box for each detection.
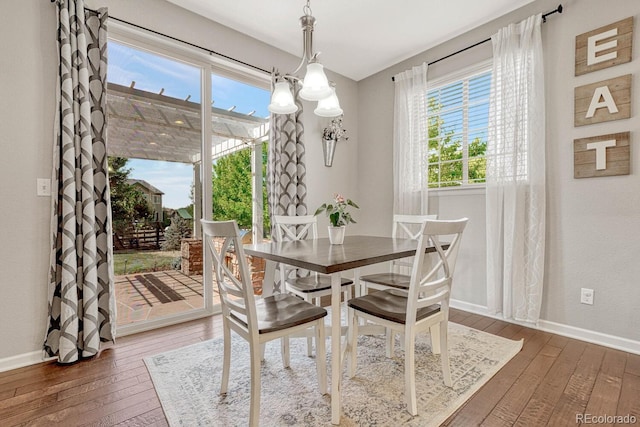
[145,322,522,426]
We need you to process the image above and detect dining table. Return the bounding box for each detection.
[244,234,431,425]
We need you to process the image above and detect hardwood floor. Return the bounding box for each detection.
[1,309,638,426]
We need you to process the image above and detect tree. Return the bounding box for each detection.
[427,97,487,187]
[108,157,153,234]
[161,216,191,251]
[211,144,269,233]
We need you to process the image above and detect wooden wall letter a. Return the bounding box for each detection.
[574,75,631,127]
[585,86,618,118]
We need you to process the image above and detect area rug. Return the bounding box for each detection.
[145,322,522,426]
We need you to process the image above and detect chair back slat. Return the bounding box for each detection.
[406,218,468,323]
[273,215,318,241]
[201,220,256,329]
[272,215,318,285]
[392,214,438,239]
[391,214,438,274]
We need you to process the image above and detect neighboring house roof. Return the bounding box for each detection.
[126,179,164,195]
[175,208,193,219]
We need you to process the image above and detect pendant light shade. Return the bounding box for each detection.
[299,63,332,101]
[268,81,298,114]
[314,87,343,117]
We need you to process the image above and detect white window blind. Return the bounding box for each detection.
[427,65,491,188]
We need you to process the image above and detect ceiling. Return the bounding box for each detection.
[166,0,535,81]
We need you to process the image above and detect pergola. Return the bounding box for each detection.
[106,82,269,239]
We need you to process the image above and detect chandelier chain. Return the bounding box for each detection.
[303,0,312,16]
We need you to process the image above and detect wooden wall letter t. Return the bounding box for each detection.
[574,132,630,178]
[585,140,616,170]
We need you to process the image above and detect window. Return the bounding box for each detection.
[107,23,270,334]
[427,63,491,188]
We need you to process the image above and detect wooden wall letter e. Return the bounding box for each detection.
[575,17,633,76]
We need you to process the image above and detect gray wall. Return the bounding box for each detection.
[357,0,640,341]
[0,1,58,364]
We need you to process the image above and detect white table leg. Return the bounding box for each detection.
[330,272,341,425]
[353,267,361,297]
[262,260,276,296]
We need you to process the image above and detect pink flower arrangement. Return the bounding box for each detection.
[315,193,359,227]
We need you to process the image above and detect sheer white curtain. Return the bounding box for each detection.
[486,14,545,324]
[393,63,428,215]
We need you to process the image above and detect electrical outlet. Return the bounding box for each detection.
[37,178,51,196]
[580,288,594,305]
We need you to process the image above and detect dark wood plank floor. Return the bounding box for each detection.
[1,309,638,426]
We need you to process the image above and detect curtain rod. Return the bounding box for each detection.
[50,1,272,76]
[392,4,563,81]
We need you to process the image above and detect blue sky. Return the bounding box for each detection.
[108,41,270,208]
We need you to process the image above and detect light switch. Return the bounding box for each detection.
[37,178,51,196]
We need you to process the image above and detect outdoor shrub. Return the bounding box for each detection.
[162,216,191,251]
[171,256,182,270]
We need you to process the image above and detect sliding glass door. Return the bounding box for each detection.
[107,40,206,332]
[106,23,271,334]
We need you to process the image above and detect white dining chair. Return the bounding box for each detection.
[360,214,438,294]
[358,214,437,355]
[346,218,468,416]
[273,215,354,356]
[201,219,327,427]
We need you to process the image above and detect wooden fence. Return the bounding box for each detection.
[114,224,165,250]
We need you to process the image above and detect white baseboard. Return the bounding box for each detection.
[536,319,640,355]
[3,301,638,373]
[0,350,54,373]
[449,298,490,315]
[450,298,640,355]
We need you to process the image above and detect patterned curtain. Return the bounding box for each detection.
[486,14,545,324]
[267,73,307,291]
[45,0,115,363]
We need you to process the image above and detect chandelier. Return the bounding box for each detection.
[268,0,343,117]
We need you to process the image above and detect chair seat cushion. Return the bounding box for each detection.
[360,272,411,290]
[286,275,354,293]
[231,293,327,334]
[347,289,440,324]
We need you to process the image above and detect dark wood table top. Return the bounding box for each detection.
[244,235,423,274]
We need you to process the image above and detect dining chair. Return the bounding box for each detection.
[272,215,354,356]
[346,218,468,416]
[201,219,328,427]
[359,214,438,294]
[358,214,438,355]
